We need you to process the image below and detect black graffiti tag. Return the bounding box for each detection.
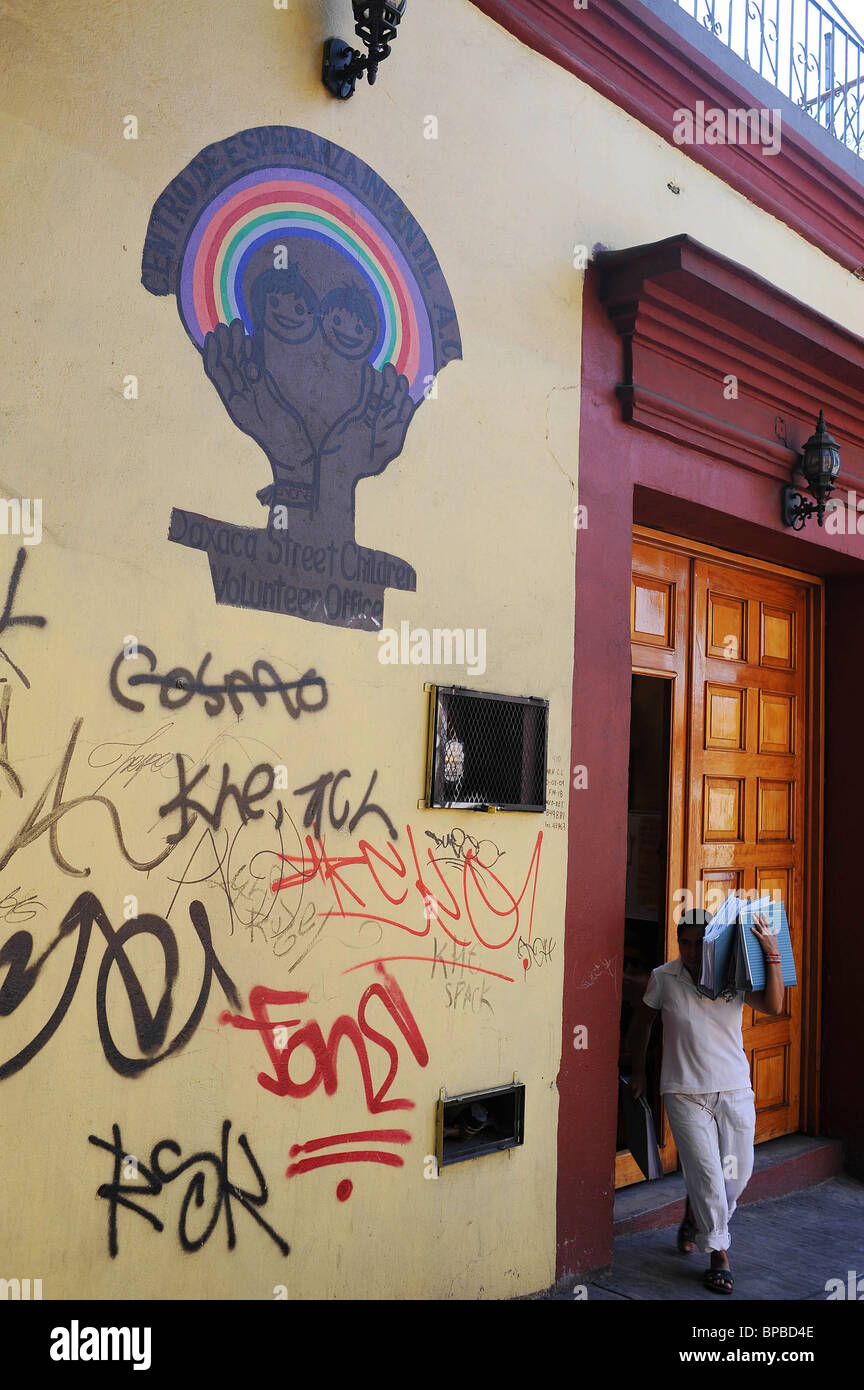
[0,547,47,689]
[88,1119,290,1257]
[158,757,275,845]
[109,644,327,720]
[293,768,397,840]
[0,892,240,1080]
[0,717,173,879]
[424,826,504,867]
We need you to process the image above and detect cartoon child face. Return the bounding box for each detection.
[321,306,376,359]
[320,286,379,360]
[263,288,317,344]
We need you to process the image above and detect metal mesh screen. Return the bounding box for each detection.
[428,688,548,811]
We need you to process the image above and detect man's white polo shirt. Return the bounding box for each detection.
[642,958,752,1095]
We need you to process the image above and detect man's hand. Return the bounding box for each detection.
[622,1000,658,1099]
[750,912,779,953]
[745,912,785,1016]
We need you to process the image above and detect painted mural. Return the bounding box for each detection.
[142,127,462,630]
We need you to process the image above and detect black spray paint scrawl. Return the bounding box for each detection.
[142,126,461,630]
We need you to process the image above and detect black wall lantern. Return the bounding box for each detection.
[323,2,407,100]
[781,410,842,530]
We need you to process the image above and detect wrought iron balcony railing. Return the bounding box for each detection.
[672,0,864,156]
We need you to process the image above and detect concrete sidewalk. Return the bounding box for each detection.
[553,1175,864,1300]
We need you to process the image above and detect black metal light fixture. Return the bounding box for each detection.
[781,410,842,529]
[323,2,407,100]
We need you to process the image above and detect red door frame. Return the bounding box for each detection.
[556,261,864,1283]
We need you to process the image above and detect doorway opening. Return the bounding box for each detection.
[617,673,671,1180]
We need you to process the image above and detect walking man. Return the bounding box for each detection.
[629,907,785,1293]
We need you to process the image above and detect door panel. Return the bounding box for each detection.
[688,559,806,1141]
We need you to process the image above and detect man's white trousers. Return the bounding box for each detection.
[664,1088,756,1253]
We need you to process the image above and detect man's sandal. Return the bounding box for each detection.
[704,1266,734,1294]
[677,1215,698,1254]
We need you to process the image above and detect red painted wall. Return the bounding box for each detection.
[822,583,864,1181]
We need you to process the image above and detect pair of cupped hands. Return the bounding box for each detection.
[202,318,414,475]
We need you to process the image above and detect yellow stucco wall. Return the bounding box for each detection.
[0,0,860,1301]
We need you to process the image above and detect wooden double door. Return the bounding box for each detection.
[620,528,822,1182]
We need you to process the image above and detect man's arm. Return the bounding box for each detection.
[624,999,659,1099]
[744,914,785,1016]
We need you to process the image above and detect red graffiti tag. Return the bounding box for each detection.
[287,1127,412,1202]
[269,825,543,979]
[220,964,428,1202]
[219,962,428,1112]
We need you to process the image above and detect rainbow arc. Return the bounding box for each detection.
[177,167,433,400]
